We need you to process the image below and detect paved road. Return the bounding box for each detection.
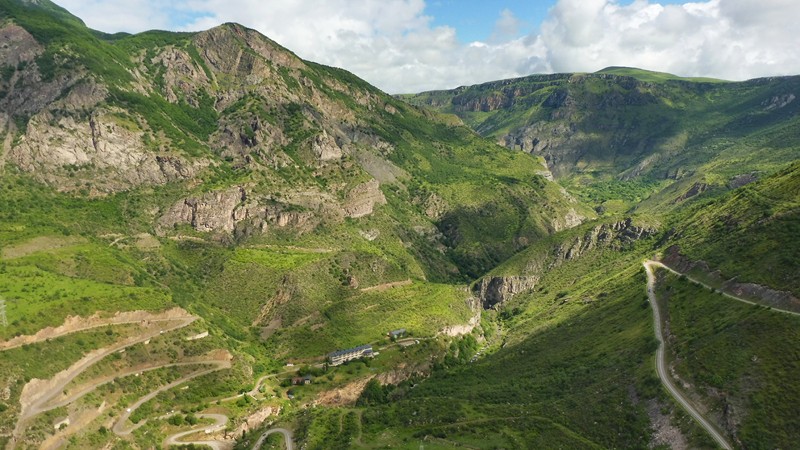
[252,427,293,450]
[644,261,733,450]
[162,413,233,450]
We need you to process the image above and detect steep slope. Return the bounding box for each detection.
[0,2,590,448]
[664,161,800,295]
[0,0,587,279]
[369,165,798,449]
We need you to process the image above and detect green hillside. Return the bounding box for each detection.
[405,68,800,218]
[0,1,798,449]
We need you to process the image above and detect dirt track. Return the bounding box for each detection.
[645,260,733,449]
[0,307,193,351]
[113,359,231,436]
[8,311,197,449]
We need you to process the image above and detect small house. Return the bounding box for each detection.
[292,375,313,385]
[388,328,406,339]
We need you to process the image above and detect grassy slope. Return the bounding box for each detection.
[667,162,800,294]
[656,268,800,448]
[337,161,799,448]
[337,242,714,448]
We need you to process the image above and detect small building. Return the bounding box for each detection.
[292,375,313,385]
[327,344,373,366]
[387,328,406,339]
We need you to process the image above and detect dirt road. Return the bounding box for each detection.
[112,359,231,436]
[9,315,196,448]
[648,260,800,316]
[162,413,233,450]
[644,261,733,450]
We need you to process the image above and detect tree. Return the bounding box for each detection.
[357,379,387,406]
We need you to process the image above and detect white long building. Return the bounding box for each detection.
[327,344,373,366]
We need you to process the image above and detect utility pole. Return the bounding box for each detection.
[0,298,7,328]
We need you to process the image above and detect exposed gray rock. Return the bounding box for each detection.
[673,181,708,203]
[159,187,246,233]
[762,93,795,111]
[422,193,448,220]
[312,130,343,162]
[552,207,585,232]
[343,179,386,218]
[151,46,211,104]
[473,218,657,309]
[729,172,759,189]
[473,276,538,309]
[0,23,42,68]
[10,109,205,193]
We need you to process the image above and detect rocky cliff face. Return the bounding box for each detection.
[11,107,206,193]
[473,276,538,309]
[549,218,656,266]
[157,177,387,235]
[473,218,657,308]
[0,20,390,194]
[343,179,386,218]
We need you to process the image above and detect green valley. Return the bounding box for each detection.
[0,1,798,449]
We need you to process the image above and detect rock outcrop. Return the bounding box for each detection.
[343,179,386,218]
[473,276,538,309]
[158,178,386,235]
[10,108,205,193]
[157,187,321,235]
[312,130,343,162]
[473,218,657,309]
[159,187,246,233]
[551,218,656,266]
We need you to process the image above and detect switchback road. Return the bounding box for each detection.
[644,260,733,450]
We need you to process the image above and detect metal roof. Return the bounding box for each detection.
[327,344,372,358]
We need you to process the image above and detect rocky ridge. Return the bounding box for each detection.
[473,218,657,308]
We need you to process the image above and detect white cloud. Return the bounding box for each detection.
[490,9,523,43]
[540,0,800,81]
[53,0,800,93]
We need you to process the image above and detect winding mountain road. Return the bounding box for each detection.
[251,427,294,450]
[112,359,232,436]
[9,315,196,448]
[644,261,733,450]
[162,413,233,450]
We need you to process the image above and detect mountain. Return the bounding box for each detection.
[403,67,800,215]
[1,1,799,449]
[0,1,588,448]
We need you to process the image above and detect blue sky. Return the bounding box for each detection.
[425,0,551,42]
[56,0,800,93]
[426,0,690,43]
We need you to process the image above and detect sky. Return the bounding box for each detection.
[55,0,800,94]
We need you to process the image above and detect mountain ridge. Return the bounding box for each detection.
[1,1,798,449]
